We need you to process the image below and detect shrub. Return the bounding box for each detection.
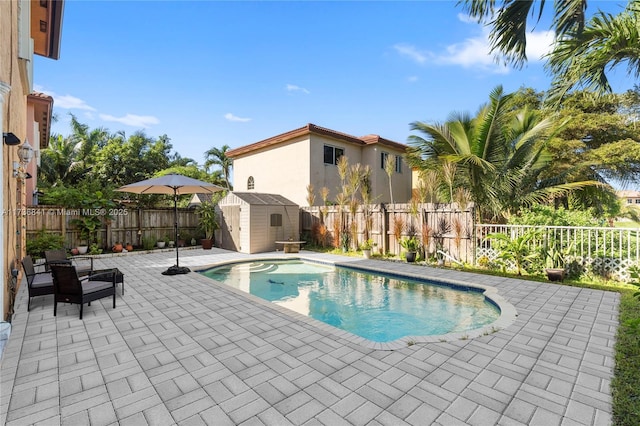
[26,229,65,260]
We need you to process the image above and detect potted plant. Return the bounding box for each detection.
[112,242,123,253]
[125,242,134,252]
[196,201,218,250]
[340,232,350,253]
[157,237,166,249]
[544,242,571,282]
[400,236,420,263]
[360,239,373,259]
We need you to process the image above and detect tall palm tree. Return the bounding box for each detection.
[204,144,233,190]
[407,86,602,221]
[546,6,640,103]
[39,134,79,186]
[458,0,589,69]
[458,0,636,101]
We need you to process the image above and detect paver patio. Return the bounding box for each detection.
[0,248,618,425]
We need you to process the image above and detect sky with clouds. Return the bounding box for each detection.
[34,1,630,166]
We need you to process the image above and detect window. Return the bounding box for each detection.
[247,176,254,190]
[628,199,633,204]
[323,145,344,165]
[381,152,388,169]
[395,155,402,173]
[636,199,640,204]
[270,214,282,227]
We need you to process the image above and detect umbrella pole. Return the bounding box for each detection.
[174,192,179,267]
[162,189,190,275]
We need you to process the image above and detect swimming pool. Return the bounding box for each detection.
[200,259,502,343]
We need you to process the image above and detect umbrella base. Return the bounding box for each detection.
[162,265,191,275]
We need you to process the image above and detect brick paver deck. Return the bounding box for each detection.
[0,248,618,425]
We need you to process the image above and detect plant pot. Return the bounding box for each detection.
[406,251,417,263]
[546,268,565,282]
[113,243,123,253]
[168,241,175,248]
[157,241,166,249]
[71,248,79,256]
[77,246,88,255]
[126,244,133,251]
[178,239,186,247]
[201,238,213,250]
[362,249,371,259]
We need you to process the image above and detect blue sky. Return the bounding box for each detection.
[34,1,632,166]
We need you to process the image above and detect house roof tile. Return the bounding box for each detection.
[226,123,407,158]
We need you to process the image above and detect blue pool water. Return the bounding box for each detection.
[200,260,500,342]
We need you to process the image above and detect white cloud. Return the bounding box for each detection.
[525,30,555,60]
[98,113,159,128]
[395,15,554,75]
[224,113,251,122]
[407,76,419,83]
[393,43,429,64]
[286,84,310,94]
[34,87,97,111]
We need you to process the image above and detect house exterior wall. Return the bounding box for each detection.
[1,0,29,319]
[362,144,411,204]
[232,130,412,207]
[308,134,364,205]
[232,136,311,207]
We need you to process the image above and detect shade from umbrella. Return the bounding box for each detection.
[116,174,224,275]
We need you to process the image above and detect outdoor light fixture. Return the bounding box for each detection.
[3,132,21,146]
[13,140,34,180]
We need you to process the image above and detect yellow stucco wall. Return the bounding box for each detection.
[1,0,30,320]
[233,134,412,207]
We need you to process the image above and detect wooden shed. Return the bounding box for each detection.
[217,192,299,254]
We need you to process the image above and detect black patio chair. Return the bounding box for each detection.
[50,264,116,320]
[44,249,93,276]
[21,255,54,311]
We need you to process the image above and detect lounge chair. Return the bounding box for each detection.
[44,249,93,276]
[21,255,54,311]
[50,264,117,319]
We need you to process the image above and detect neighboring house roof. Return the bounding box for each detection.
[227,192,298,206]
[617,190,640,198]
[27,92,54,149]
[226,123,407,158]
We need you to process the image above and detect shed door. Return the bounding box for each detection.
[220,205,240,251]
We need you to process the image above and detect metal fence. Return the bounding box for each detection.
[477,224,640,281]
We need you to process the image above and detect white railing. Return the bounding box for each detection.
[476,224,640,282]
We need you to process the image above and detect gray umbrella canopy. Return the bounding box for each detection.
[116,174,224,275]
[116,173,224,196]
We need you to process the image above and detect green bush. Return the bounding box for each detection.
[26,229,65,260]
[509,205,600,227]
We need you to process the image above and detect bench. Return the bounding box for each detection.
[275,241,306,253]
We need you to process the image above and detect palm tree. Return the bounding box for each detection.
[458,0,590,69]
[458,0,636,101]
[407,86,602,221]
[204,145,233,190]
[546,6,640,104]
[39,134,79,186]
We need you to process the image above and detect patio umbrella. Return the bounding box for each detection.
[116,174,224,275]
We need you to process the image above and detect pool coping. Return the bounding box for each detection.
[193,255,518,351]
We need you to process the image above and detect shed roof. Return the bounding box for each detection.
[229,192,298,206]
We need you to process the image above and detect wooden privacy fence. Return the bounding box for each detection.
[26,206,201,250]
[300,203,475,262]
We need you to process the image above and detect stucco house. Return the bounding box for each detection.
[226,123,412,207]
[1,0,64,319]
[618,190,640,206]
